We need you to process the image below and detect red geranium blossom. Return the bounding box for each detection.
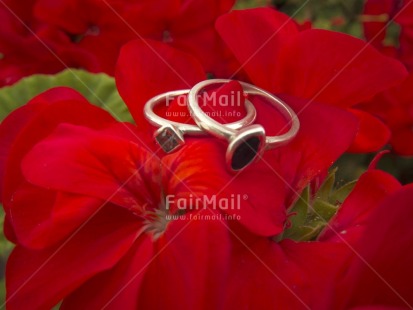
[0,33,360,308]
[216,8,408,153]
[0,0,99,86]
[396,0,413,71]
[37,0,238,76]
[33,0,141,75]
[222,169,413,309]
[362,0,398,54]
[363,0,413,71]
[358,72,413,155]
[321,171,413,309]
[0,0,238,86]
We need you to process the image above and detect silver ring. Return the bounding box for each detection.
[187,79,300,172]
[144,89,257,153]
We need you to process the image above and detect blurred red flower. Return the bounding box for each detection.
[363,0,413,71]
[0,0,100,86]
[0,0,238,86]
[359,72,413,155]
[396,0,413,71]
[362,0,396,51]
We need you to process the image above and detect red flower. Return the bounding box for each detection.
[0,1,99,86]
[225,163,413,309]
[0,36,359,308]
[362,0,397,50]
[337,185,413,309]
[362,0,413,71]
[319,169,413,309]
[121,0,239,77]
[32,0,139,75]
[220,231,350,309]
[358,72,413,155]
[216,8,408,152]
[189,166,413,309]
[0,0,238,85]
[396,0,413,71]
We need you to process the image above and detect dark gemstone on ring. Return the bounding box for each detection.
[231,136,261,171]
[155,127,182,153]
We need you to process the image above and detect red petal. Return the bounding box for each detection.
[161,140,287,236]
[61,236,154,309]
[336,185,413,308]
[6,205,141,310]
[116,39,205,126]
[1,88,115,208]
[34,0,138,73]
[399,18,413,71]
[358,73,413,155]
[216,8,299,88]
[217,9,407,107]
[395,0,413,26]
[0,104,38,201]
[171,0,236,76]
[21,123,161,210]
[34,0,89,33]
[275,29,408,107]
[0,88,89,198]
[319,170,401,243]
[268,96,358,204]
[173,0,235,31]
[137,209,231,309]
[162,95,358,235]
[224,234,349,309]
[368,150,390,170]
[3,213,17,244]
[172,26,240,78]
[362,0,394,47]
[347,109,391,153]
[391,127,413,155]
[10,183,106,249]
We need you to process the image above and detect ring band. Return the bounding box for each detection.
[144,89,257,153]
[187,79,300,171]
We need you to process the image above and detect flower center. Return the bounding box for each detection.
[85,25,100,36]
[162,30,173,43]
[142,208,172,240]
[70,25,100,43]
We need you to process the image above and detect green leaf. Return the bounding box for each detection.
[281,187,310,241]
[0,206,12,307]
[330,180,357,205]
[312,199,338,221]
[0,278,5,307]
[0,69,132,122]
[316,167,337,201]
[284,225,323,242]
[287,186,309,228]
[0,209,13,254]
[281,167,359,242]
